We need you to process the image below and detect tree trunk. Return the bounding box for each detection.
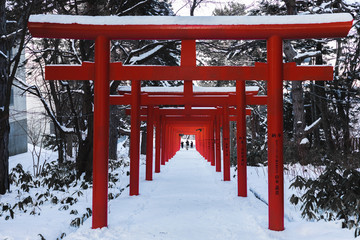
[66,134,73,158]
[109,105,118,160]
[75,39,94,177]
[316,81,335,152]
[76,77,94,178]
[283,40,306,162]
[292,80,305,160]
[311,42,323,148]
[189,0,204,16]
[310,84,320,147]
[0,0,10,194]
[141,130,147,155]
[230,121,236,166]
[0,112,10,194]
[284,0,306,162]
[333,39,351,155]
[46,39,66,163]
[251,111,259,142]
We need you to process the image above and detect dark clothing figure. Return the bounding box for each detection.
[186,140,189,150]
[181,142,184,148]
[190,141,193,148]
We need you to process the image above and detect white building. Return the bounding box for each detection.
[9,48,27,156]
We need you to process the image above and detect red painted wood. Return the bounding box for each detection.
[111,95,266,107]
[267,36,284,231]
[28,20,352,40]
[236,80,247,197]
[125,107,252,118]
[155,112,161,173]
[129,80,141,196]
[161,119,166,165]
[92,36,110,229]
[45,62,333,81]
[222,106,230,181]
[145,106,154,181]
[215,114,221,173]
[210,120,215,166]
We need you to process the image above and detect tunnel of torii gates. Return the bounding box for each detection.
[122,103,253,181]
[28,13,352,231]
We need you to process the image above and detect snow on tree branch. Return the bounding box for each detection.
[304,117,322,135]
[0,29,23,41]
[118,43,130,58]
[71,39,81,64]
[129,45,163,64]
[300,137,310,145]
[0,50,8,60]
[294,51,322,62]
[117,0,149,16]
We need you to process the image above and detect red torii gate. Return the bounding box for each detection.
[27,13,352,231]
[121,85,256,184]
[163,117,230,180]
[129,107,252,182]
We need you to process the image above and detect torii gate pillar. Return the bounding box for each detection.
[215,113,221,172]
[92,36,110,228]
[267,35,284,231]
[129,80,141,196]
[223,106,230,181]
[155,112,161,173]
[146,105,154,181]
[236,80,247,197]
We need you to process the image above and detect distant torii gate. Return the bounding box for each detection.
[28,13,352,231]
[122,87,255,182]
[126,107,252,182]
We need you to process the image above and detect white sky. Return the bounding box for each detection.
[170,0,257,16]
[171,0,359,16]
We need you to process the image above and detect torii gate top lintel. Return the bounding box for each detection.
[28,13,352,40]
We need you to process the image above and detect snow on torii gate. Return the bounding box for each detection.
[28,13,352,231]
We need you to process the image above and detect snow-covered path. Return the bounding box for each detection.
[67,149,271,240]
[65,149,354,240]
[110,149,269,240]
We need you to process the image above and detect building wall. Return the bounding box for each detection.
[9,47,28,156]
[9,119,28,156]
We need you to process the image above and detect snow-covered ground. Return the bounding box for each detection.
[0,147,355,240]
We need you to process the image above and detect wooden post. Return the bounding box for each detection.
[210,119,215,166]
[267,35,284,231]
[161,118,166,165]
[215,113,221,172]
[146,106,154,181]
[236,80,247,197]
[92,36,110,229]
[129,79,141,196]
[223,106,230,181]
[155,111,161,173]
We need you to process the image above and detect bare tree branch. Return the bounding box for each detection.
[117,0,148,15]
[13,77,75,135]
